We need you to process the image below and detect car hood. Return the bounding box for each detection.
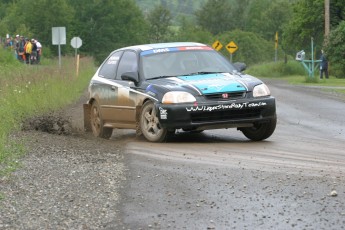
[177,73,248,94]
[146,73,261,95]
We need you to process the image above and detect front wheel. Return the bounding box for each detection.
[240,115,277,141]
[90,101,113,139]
[140,101,168,142]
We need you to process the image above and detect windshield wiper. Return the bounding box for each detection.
[231,70,243,76]
[186,71,223,75]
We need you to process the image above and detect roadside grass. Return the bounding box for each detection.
[247,61,345,94]
[0,48,95,176]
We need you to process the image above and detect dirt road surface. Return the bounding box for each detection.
[1,79,345,229]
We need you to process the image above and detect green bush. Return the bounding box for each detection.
[216,30,284,65]
[246,61,305,78]
[330,63,344,78]
[0,48,18,65]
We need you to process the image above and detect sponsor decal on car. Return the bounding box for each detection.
[159,107,168,119]
[186,102,267,112]
[145,85,158,97]
[140,46,212,56]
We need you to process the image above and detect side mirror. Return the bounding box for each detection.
[233,62,247,72]
[121,71,139,84]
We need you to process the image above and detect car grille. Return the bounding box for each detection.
[190,108,261,123]
[204,92,245,100]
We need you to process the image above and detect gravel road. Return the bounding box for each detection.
[1,80,345,229]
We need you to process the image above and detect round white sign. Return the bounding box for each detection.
[71,37,82,49]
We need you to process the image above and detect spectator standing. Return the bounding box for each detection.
[30,39,37,64]
[36,39,42,64]
[24,38,32,64]
[5,37,12,49]
[14,35,20,59]
[18,36,26,61]
[320,49,329,79]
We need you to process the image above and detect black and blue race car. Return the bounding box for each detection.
[83,42,276,142]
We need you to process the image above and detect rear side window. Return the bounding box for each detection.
[116,51,138,80]
[99,51,123,79]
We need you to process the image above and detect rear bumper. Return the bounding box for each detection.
[156,96,276,130]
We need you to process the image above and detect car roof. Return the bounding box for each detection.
[117,42,208,52]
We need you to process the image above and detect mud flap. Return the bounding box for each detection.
[83,103,91,132]
[136,105,142,136]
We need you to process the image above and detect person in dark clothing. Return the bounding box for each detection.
[320,50,329,79]
[18,36,26,62]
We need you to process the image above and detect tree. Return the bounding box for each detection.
[70,0,149,62]
[147,4,173,42]
[0,0,149,63]
[195,0,235,35]
[330,0,345,28]
[174,16,213,44]
[325,21,345,78]
[245,0,293,41]
[282,0,345,56]
[29,0,74,55]
[325,0,330,38]
[218,30,274,65]
[282,0,324,55]
[0,0,75,56]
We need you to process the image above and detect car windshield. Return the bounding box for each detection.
[141,50,236,80]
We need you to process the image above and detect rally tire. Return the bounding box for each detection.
[140,101,168,142]
[241,115,277,141]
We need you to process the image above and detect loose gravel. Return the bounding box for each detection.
[0,98,127,229]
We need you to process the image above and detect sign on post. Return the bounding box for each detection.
[71,37,82,49]
[226,41,238,63]
[70,37,83,77]
[52,27,66,45]
[212,40,223,51]
[226,41,238,54]
[52,27,66,68]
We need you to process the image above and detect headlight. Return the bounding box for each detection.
[162,91,196,104]
[253,84,270,97]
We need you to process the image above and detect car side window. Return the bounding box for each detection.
[99,51,123,79]
[116,51,138,80]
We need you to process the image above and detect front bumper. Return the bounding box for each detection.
[156,96,276,130]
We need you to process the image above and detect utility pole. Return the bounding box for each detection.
[325,0,330,39]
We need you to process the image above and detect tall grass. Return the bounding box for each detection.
[246,61,306,78]
[0,48,95,174]
[246,60,345,87]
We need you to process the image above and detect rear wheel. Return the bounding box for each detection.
[90,101,112,139]
[240,115,277,141]
[140,101,168,142]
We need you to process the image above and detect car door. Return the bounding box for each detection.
[110,50,139,126]
[95,50,123,125]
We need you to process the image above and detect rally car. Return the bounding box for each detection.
[83,42,276,142]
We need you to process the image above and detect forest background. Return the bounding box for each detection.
[0,0,345,77]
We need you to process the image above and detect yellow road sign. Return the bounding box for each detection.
[212,40,223,51]
[226,41,238,54]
